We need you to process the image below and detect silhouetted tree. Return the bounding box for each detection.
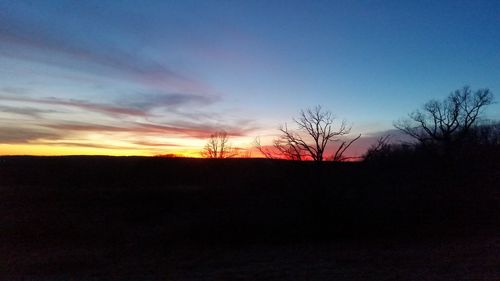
[363,135,392,161]
[202,131,236,158]
[460,120,500,160]
[465,120,500,146]
[253,137,276,159]
[277,105,358,162]
[273,128,309,160]
[332,133,361,162]
[254,135,306,160]
[394,86,494,154]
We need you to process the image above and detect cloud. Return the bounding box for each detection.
[0,18,212,94]
[0,127,63,143]
[0,92,258,147]
[1,90,221,120]
[132,122,250,138]
[132,140,182,147]
[1,87,30,95]
[360,129,416,143]
[31,140,134,150]
[41,120,257,139]
[0,95,147,117]
[331,129,417,158]
[116,92,218,111]
[0,105,58,118]
[42,123,129,133]
[0,6,263,155]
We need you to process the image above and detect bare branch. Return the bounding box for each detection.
[274,105,355,162]
[394,86,494,154]
[333,134,361,162]
[202,131,236,158]
[253,137,276,159]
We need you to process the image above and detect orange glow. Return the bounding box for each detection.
[0,135,368,159]
[1,143,190,156]
[0,144,153,156]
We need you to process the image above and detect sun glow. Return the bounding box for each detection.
[0,144,154,156]
[0,143,237,158]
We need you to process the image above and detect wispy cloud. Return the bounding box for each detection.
[0,105,58,118]
[0,9,260,154]
[0,95,147,117]
[1,87,30,95]
[41,123,129,133]
[0,90,258,151]
[116,92,218,111]
[0,18,212,94]
[41,120,257,139]
[0,93,222,121]
[132,140,182,147]
[132,122,254,138]
[0,126,63,143]
[32,140,138,150]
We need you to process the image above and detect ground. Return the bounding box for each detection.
[1,156,498,280]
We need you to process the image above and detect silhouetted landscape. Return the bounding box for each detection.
[2,1,500,280]
[1,150,499,280]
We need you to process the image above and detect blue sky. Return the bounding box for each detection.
[0,0,499,156]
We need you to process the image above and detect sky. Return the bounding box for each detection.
[1,0,499,157]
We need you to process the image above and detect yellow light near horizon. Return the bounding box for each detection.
[0,135,262,158]
[0,143,213,158]
[0,144,154,156]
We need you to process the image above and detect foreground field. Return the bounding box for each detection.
[1,156,499,280]
[5,235,500,280]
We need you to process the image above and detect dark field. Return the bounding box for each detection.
[1,156,499,280]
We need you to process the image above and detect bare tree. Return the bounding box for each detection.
[332,133,361,162]
[277,105,358,162]
[202,131,236,158]
[394,87,494,149]
[254,137,276,159]
[254,135,305,160]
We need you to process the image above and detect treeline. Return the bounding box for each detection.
[204,86,498,163]
[365,87,499,164]
[365,121,500,163]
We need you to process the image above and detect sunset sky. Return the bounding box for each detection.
[1,1,499,157]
